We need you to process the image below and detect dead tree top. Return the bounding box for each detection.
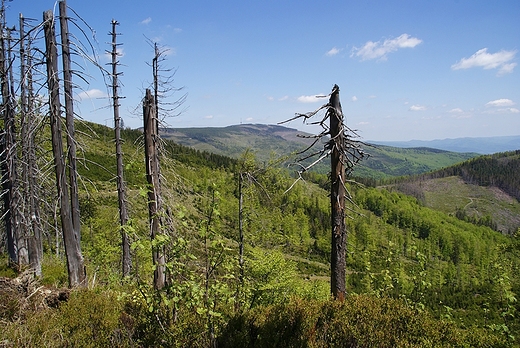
[278,84,369,192]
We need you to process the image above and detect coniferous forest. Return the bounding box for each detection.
[1,1,520,347]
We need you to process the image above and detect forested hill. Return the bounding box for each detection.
[390,150,520,234]
[160,124,478,178]
[414,150,520,202]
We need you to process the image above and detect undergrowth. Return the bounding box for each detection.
[0,286,510,347]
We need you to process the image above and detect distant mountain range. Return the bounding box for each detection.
[160,124,480,178]
[369,135,520,154]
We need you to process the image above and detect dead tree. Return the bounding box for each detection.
[109,19,131,277]
[59,1,81,241]
[148,40,187,126]
[19,13,43,276]
[279,84,367,300]
[143,88,166,290]
[0,0,23,268]
[43,9,85,287]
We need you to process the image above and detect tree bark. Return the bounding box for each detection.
[59,1,81,241]
[329,84,346,301]
[110,19,131,277]
[143,88,165,290]
[0,4,22,268]
[20,13,43,276]
[44,9,85,287]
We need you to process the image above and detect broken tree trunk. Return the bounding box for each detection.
[110,19,131,277]
[44,9,85,288]
[329,85,347,301]
[0,7,22,268]
[143,88,166,290]
[59,0,81,241]
[20,13,43,276]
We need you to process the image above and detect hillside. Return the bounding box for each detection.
[160,124,478,178]
[391,151,520,234]
[2,121,518,346]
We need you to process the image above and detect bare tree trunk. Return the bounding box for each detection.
[0,2,22,268]
[44,9,85,287]
[20,13,43,276]
[143,88,165,290]
[59,1,81,241]
[152,44,159,131]
[329,85,346,301]
[237,172,244,309]
[110,19,131,277]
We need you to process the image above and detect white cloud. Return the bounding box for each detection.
[326,47,341,56]
[498,108,520,114]
[297,95,324,103]
[351,34,422,61]
[77,89,108,101]
[279,96,289,101]
[204,115,214,119]
[246,117,254,121]
[449,108,463,113]
[409,105,426,111]
[140,17,152,25]
[486,99,515,107]
[351,96,358,102]
[451,48,517,75]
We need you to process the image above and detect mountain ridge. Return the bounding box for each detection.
[160,124,479,178]
[369,135,520,154]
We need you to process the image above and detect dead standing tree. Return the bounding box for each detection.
[280,84,367,300]
[19,13,43,276]
[143,88,166,290]
[59,1,81,242]
[43,9,85,287]
[108,19,131,277]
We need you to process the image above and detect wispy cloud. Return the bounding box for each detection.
[409,105,426,111]
[351,96,358,102]
[140,17,152,25]
[449,108,471,119]
[485,98,515,107]
[351,34,422,61]
[77,89,108,101]
[297,94,325,103]
[452,48,517,75]
[326,47,341,56]
[204,115,214,119]
[449,108,464,113]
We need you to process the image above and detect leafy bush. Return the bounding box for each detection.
[1,288,132,347]
[219,295,510,348]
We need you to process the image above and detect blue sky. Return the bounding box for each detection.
[5,0,520,141]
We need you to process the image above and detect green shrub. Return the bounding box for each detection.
[1,288,133,347]
[40,255,68,287]
[219,295,510,348]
